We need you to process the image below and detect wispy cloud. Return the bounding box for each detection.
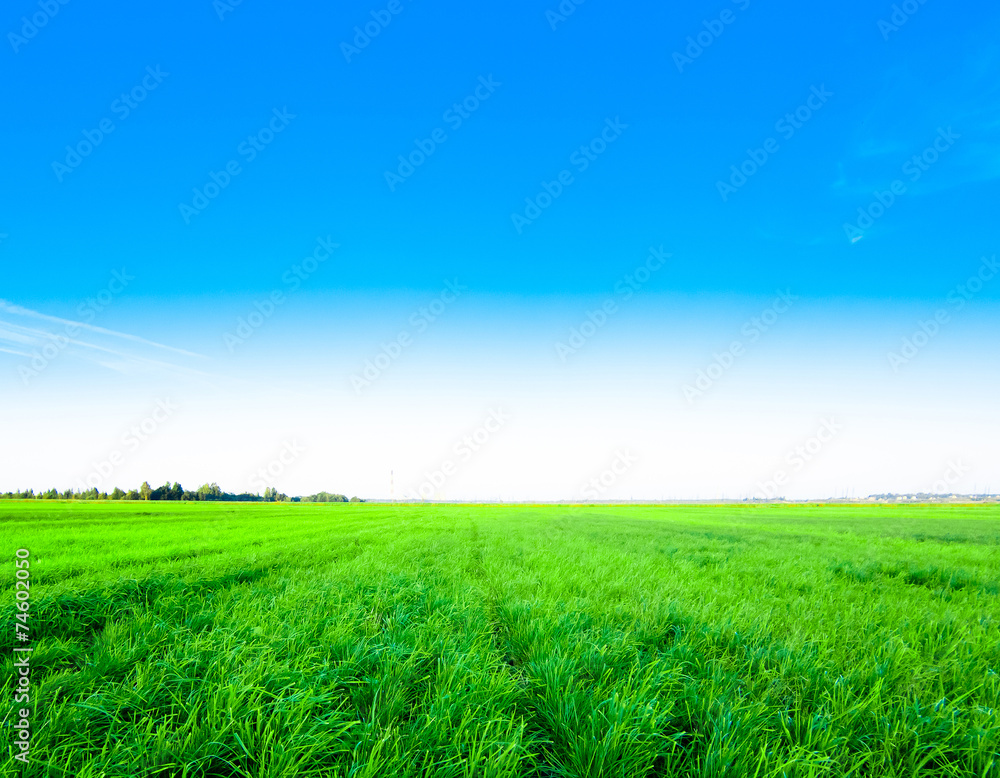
[0,301,205,359]
[0,301,216,384]
[833,38,1000,198]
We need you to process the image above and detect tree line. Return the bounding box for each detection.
[0,482,363,503]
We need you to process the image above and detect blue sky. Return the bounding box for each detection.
[2,0,998,499]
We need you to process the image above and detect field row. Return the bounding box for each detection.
[1,502,997,777]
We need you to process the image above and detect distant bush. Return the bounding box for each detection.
[1,481,356,503]
[301,492,349,503]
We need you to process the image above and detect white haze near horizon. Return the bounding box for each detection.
[2,291,998,501]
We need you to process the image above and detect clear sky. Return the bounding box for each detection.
[2,0,998,500]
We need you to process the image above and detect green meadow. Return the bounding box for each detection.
[1,501,998,777]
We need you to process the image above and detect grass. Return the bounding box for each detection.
[1,501,998,777]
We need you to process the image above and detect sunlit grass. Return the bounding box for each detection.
[1,502,998,776]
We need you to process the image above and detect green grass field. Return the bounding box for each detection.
[2,502,998,777]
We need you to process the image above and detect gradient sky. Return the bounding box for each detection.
[2,0,998,499]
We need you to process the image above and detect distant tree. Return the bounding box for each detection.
[0,479,340,502]
[349,496,363,503]
[223,491,260,502]
[196,483,223,500]
[148,483,171,501]
[302,491,348,503]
